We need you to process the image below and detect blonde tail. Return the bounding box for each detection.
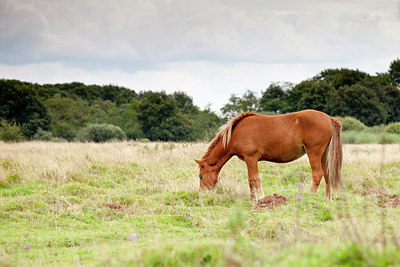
[327,118,343,194]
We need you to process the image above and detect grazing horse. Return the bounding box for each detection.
[195,110,343,203]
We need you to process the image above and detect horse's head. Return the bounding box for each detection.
[195,159,219,191]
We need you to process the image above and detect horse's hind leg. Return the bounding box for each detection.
[307,152,324,194]
[321,149,332,201]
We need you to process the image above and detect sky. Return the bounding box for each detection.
[1,0,400,112]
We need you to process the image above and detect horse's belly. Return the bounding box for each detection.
[259,144,306,163]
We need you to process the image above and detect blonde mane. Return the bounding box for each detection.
[201,111,257,160]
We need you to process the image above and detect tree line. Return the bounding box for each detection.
[1,59,399,142]
[221,59,400,126]
[0,80,222,141]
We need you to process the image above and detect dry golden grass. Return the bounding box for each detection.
[1,141,400,266]
[1,141,399,192]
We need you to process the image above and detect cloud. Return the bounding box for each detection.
[0,1,48,63]
[2,0,399,67]
[398,1,400,20]
[1,0,400,111]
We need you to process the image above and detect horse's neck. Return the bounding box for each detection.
[206,140,232,169]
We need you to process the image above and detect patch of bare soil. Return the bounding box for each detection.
[362,188,400,208]
[254,193,289,210]
[362,188,388,195]
[377,194,400,208]
[103,203,127,210]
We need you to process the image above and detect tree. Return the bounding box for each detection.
[314,68,369,89]
[285,80,334,113]
[172,92,223,140]
[359,73,391,103]
[40,82,138,105]
[259,83,289,113]
[172,91,199,115]
[138,91,194,141]
[220,90,259,118]
[0,79,50,138]
[191,107,224,140]
[329,84,388,126]
[45,94,89,140]
[388,58,400,88]
[381,85,400,123]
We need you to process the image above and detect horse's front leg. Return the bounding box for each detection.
[244,157,265,205]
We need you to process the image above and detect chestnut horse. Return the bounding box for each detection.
[195,110,342,203]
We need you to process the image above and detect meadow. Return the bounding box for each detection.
[1,141,400,266]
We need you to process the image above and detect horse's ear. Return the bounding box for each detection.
[195,159,204,166]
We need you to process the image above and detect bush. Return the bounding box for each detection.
[76,123,126,142]
[0,120,24,142]
[337,117,367,131]
[33,128,66,142]
[33,128,54,141]
[386,122,400,134]
[366,124,386,134]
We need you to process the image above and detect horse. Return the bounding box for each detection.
[195,109,343,203]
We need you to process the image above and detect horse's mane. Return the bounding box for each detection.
[201,111,257,160]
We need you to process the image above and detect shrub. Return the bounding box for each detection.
[33,128,54,141]
[76,123,126,142]
[33,128,66,142]
[366,125,386,134]
[378,133,400,144]
[0,120,24,142]
[337,117,367,131]
[386,122,400,134]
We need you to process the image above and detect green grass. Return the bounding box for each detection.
[1,142,400,266]
[342,131,400,144]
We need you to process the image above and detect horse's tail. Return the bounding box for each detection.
[327,118,343,194]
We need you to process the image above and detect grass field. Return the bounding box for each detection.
[1,141,400,266]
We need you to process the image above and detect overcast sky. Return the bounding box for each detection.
[1,0,399,111]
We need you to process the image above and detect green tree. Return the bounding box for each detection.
[45,95,89,140]
[221,90,259,118]
[0,79,50,138]
[40,82,138,105]
[87,100,112,124]
[314,68,369,89]
[329,84,388,126]
[191,107,223,140]
[113,100,143,139]
[285,80,334,113]
[359,73,388,97]
[101,84,138,105]
[172,92,199,115]
[172,92,222,140]
[138,91,194,141]
[259,83,290,113]
[388,58,400,88]
[381,85,400,123]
